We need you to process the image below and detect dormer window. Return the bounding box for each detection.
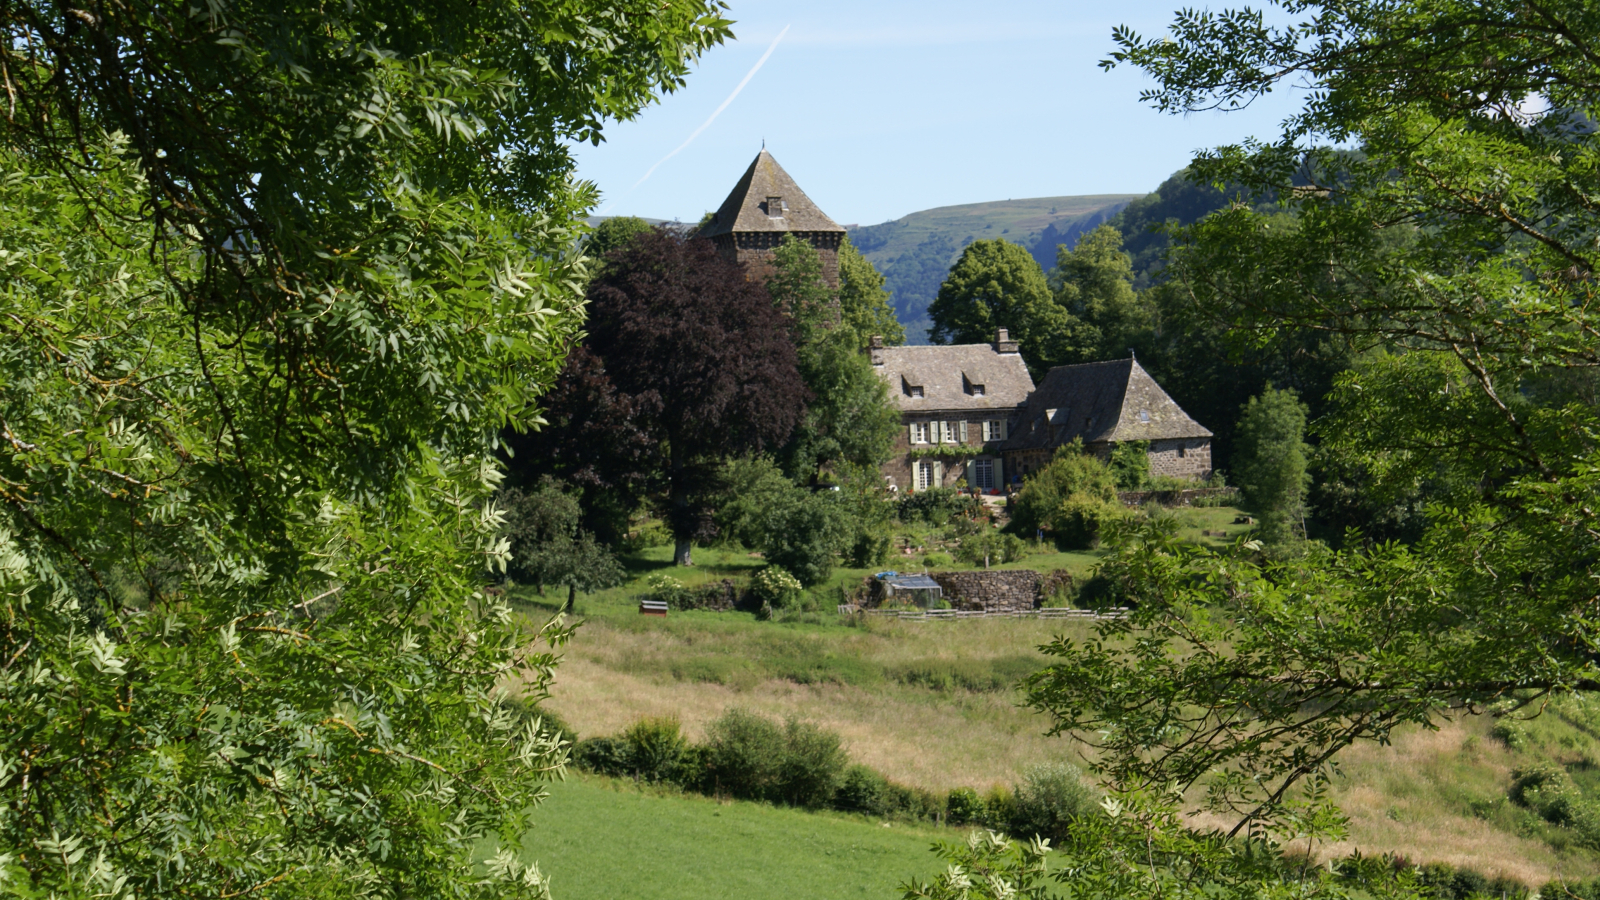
[963,373,985,396]
[902,375,924,399]
[766,196,785,217]
[1139,409,1150,423]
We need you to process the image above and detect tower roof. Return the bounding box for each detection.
[699,150,845,237]
[1003,358,1211,451]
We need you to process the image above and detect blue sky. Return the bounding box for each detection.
[575,0,1307,227]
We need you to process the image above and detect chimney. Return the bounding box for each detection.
[994,328,1019,354]
[869,334,885,366]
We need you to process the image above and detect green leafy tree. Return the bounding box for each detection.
[1232,388,1310,546]
[838,236,906,346]
[769,234,902,480]
[1017,0,1600,869]
[1048,225,1156,364]
[927,239,1073,377]
[759,490,853,587]
[585,216,658,275]
[0,0,730,896]
[500,477,626,610]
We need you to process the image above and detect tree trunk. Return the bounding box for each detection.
[565,583,576,613]
[674,538,693,567]
[669,439,693,566]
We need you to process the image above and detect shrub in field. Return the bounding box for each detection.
[759,491,853,586]
[884,783,946,820]
[922,551,954,568]
[702,709,786,800]
[946,787,987,825]
[1008,441,1124,549]
[752,565,804,609]
[835,765,890,815]
[1009,763,1097,842]
[573,736,634,778]
[847,528,896,568]
[623,717,688,783]
[775,719,848,808]
[982,785,1018,830]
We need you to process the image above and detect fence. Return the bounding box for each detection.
[838,605,1129,621]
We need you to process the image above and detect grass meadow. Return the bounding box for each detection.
[520,775,952,900]
[512,505,1600,884]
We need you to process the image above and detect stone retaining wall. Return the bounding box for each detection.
[930,570,1042,613]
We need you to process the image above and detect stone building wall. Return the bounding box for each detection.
[930,570,1041,613]
[1148,438,1212,480]
[711,231,842,288]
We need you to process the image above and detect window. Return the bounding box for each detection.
[910,386,924,398]
[1139,409,1150,423]
[941,421,957,444]
[970,384,985,396]
[987,420,1005,441]
[1177,445,1187,459]
[766,196,784,216]
[974,458,994,490]
[916,461,935,491]
[912,422,929,444]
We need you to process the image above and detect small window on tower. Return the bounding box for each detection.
[1139,409,1150,423]
[767,196,783,216]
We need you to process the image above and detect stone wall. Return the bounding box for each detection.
[1148,438,1212,480]
[930,570,1042,613]
[711,231,842,288]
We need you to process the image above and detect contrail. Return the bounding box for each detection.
[597,25,790,213]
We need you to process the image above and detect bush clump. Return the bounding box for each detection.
[835,765,890,815]
[946,787,986,825]
[1009,763,1097,842]
[623,717,688,783]
[751,565,804,609]
[896,487,979,526]
[1008,442,1125,550]
[759,492,852,586]
[955,530,1029,567]
[701,709,846,808]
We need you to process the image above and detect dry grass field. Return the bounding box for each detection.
[530,604,1600,883]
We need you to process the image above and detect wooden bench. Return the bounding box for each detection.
[638,599,668,617]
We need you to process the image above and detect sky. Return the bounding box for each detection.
[575,0,1309,227]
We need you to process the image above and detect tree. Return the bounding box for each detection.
[1019,0,1600,864]
[0,0,729,896]
[759,489,853,587]
[583,229,806,566]
[1048,225,1156,364]
[500,477,625,610]
[768,234,902,481]
[838,236,906,346]
[1007,443,1123,550]
[927,239,1074,378]
[1232,388,1310,546]
[586,216,658,275]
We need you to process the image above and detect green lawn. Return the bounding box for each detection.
[521,776,950,900]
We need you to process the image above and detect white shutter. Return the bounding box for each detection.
[909,423,918,445]
[959,421,969,443]
[997,419,1008,440]
[933,460,944,487]
[965,459,976,487]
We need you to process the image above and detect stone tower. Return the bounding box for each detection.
[699,150,845,288]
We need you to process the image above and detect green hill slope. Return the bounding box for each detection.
[847,194,1143,342]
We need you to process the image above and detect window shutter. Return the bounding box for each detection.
[909,423,918,444]
[994,458,1004,489]
[965,459,976,487]
[933,460,944,487]
[997,419,1008,440]
[959,421,968,443]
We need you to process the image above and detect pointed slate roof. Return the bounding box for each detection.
[1003,358,1210,451]
[699,150,845,237]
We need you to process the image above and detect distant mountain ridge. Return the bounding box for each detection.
[846,194,1144,343]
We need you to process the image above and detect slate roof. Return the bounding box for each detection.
[875,343,1035,413]
[699,150,845,237]
[1003,358,1210,451]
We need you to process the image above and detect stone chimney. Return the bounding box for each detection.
[994,328,1019,354]
[869,334,885,366]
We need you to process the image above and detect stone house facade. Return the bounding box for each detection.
[1001,358,1212,482]
[871,330,1036,493]
[698,150,845,288]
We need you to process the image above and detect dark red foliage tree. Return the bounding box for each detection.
[514,227,806,565]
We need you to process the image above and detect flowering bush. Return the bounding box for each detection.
[752,565,804,608]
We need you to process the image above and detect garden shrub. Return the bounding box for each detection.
[715,456,800,548]
[946,787,987,825]
[1511,765,1600,847]
[620,520,673,552]
[847,527,895,568]
[751,565,804,609]
[646,572,691,607]
[896,487,978,526]
[775,719,848,808]
[922,551,953,568]
[623,717,687,783]
[956,530,1029,567]
[1008,442,1123,549]
[982,785,1018,830]
[835,765,890,815]
[883,783,945,820]
[1009,762,1097,842]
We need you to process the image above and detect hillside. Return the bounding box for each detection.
[846,194,1143,342]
